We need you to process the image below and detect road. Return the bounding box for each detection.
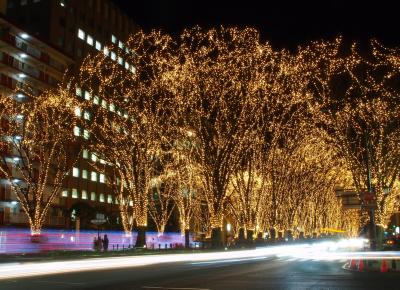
[1,256,399,290]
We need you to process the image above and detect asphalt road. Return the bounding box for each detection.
[1,256,399,290]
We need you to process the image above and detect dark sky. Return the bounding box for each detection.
[112,0,399,49]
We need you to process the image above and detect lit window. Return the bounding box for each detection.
[100,159,106,164]
[130,66,136,74]
[60,0,66,7]
[101,99,107,109]
[125,47,129,54]
[62,190,68,197]
[73,126,80,136]
[82,149,89,159]
[99,193,105,202]
[118,41,124,49]
[100,173,105,183]
[72,188,78,199]
[107,195,113,204]
[82,169,88,179]
[72,167,80,177]
[109,103,115,112]
[93,95,100,105]
[125,62,130,70]
[111,35,117,44]
[91,153,97,162]
[83,129,90,140]
[114,199,119,205]
[84,111,91,120]
[84,91,91,100]
[78,29,85,40]
[76,87,82,97]
[129,200,133,206]
[91,192,96,201]
[95,41,102,51]
[87,35,93,46]
[110,51,116,60]
[118,57,123,65]
[91,171,97,182]
[81,190,88,200]
[74,107,82,117]
[103,46,109,56]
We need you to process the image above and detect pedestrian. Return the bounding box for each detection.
[103,234,109,251]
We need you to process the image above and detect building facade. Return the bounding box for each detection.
[0,15,74,227]
[0,0,138,230]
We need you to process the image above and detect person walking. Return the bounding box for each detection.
[103,234,109,251]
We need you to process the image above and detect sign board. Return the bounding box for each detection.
[335,188,361,209]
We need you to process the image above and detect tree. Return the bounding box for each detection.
[75,31,175,247]
[0,89,80,236]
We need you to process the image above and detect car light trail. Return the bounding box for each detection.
[0,238,397,280]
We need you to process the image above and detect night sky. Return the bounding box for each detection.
[112,0,399,49]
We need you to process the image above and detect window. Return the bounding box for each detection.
[87,35,93,46]
[83,129,90,140]
[82,169,88,179]
[91,192,96,201]
[91,153,97,162]
[130,66,136,74]
[99,173,105,183]
[129,200,133,206]
[125,62,130,70]
[74,107,82,117]
[118,41,124,49]
[77,48,82,58]
[81,190,88,200]
[110,51,116,61]
[103,46,109,56]
[82,149,89,159]
[72,167,79,177]
[107,195,112,204]
[99,193,105,202]
[62,190,68,197]
[109,103,115,112]
[84,91,91,100]
[72,188,78,199]
[84,111,91,120]
[91,171,97,182]
[73,126,80,136]
[95,41,102,51]
[78,29,85,40]
[60,0,66,7]
[101,99,107,109]
[76,87,82,97]
[100,159,106,164]
[93,95,100,105]
[118,57,123,65]
[111,34,117,44]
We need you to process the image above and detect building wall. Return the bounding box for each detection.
[1,0,139,230]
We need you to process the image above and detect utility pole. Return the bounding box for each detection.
[365,133,377,250]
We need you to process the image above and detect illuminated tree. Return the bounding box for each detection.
[169,133,202,247]
[305,40,400,226]
[148,173,176,236]
[0,90,80,236]
[75,31,175,246]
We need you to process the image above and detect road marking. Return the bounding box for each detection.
[142,287,210,290]
[35,280,85,286]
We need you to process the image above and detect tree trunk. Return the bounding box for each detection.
[246,229,254,247]
[185,229,190,248]
[211,227,223,248]
[136,226,147,248]
[238,228,246,247]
